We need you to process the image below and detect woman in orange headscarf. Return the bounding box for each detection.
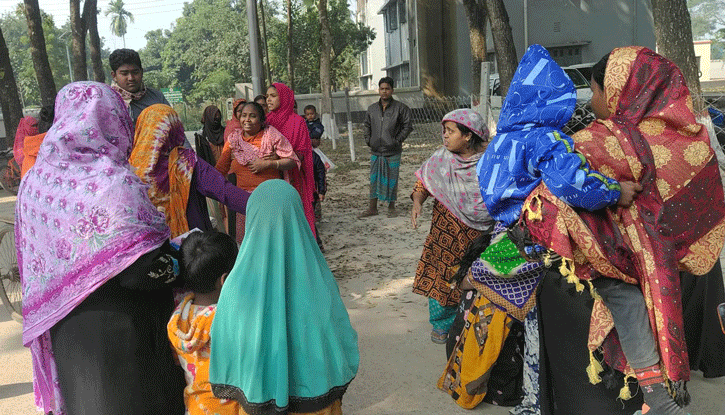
[130,104,250,238]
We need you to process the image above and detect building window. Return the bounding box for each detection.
[398,0,406,23]
[387,62,410,88]
[546,45,584,67]
[361,50,369,75]
[386,3,398,32]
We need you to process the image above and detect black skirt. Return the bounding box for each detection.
[681,259,725,378]
[49,275,186,415]
[537,270,643,414]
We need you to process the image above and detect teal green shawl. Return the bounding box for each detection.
[210,179,359,414]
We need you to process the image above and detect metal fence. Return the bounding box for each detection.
[326,92,725,164]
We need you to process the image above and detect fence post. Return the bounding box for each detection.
[479,62,491,123]
[345,88,356,162]
[330,95,338,150]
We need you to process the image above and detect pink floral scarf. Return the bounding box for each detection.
[16,82,169,414]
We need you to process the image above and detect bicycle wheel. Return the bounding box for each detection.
[0,226,22,323]
[0,165,19,194]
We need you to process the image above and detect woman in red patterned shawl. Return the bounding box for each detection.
[265,83,316,235]
[523,47,725,414]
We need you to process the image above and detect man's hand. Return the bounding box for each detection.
[319,194,325,202]
[617,181,643,208]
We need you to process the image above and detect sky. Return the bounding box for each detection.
[0,0,188,51]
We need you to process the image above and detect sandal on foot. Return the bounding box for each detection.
[431,329,448,344]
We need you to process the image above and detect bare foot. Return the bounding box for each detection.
[358,209,378,219]
[387,208,397,218]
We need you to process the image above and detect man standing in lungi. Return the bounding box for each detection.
[359,77,413,218]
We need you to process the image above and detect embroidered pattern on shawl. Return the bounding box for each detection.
[522,47,725,382]
[415,146,493,232]
[265,82,316,236]
[16,82,170,414]
[227,125,300,185]
[467,226,544,322]
[130,104,197,238]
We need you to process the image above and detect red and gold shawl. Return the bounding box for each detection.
[130,104,197,238]
[522,47,725,383]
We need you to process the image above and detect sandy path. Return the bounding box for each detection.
[317,141,511,414]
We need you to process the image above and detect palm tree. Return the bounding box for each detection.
[105,0,134,47]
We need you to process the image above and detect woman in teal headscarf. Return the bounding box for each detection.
[210,179,359,415]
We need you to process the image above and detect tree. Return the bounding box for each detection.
[286,0,294,89]
[485,0,517,97]
[85,0,105,82]
[652,0,703,112]
[318,0,332,116]
[70,0,87,81]
[105,0,134,47]
[23,0,56,107]
[688,0,725,55]
[259,0,273,84]
[461,0,487,101]
[0,26,24,146]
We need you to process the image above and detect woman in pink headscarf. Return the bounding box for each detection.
[13,116,38,167]
[265,83,316,235]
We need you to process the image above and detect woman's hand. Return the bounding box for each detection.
[248,158,271,174]
[411,200,423,228]
[411,191,426,228]
[617,181,643,208]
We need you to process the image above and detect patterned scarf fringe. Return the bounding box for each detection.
[559,257,585,292]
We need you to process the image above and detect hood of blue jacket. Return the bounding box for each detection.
[497,45,577,133]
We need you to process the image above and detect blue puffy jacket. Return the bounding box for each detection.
[477,45,621,227]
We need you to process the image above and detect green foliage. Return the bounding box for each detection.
[266,0,374,92]
[1,5,112,107]
[136,0,373,104]
[689,0,725,58]
[105,0,134,44]
[137,0,250,104]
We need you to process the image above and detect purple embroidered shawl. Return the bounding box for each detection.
[16,82,170,414]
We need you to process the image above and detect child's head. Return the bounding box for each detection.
[181,231,238,294]
[304,104,318,122]
[311,137,321,148]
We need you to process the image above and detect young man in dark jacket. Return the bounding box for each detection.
[359,77,413,218]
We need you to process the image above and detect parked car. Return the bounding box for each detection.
[488,66,593,105]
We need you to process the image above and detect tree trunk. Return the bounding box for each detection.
[319,0,332,115]
[259,0,272,85]
[24,0,57,107]
[485,0,517,97]
[651,0,703,112]
[85,0,105,82]
[255,3,266,87]
[70,0,88,81]
[0,27,25,148]
[286,0,294,90]
[462,0,487,103]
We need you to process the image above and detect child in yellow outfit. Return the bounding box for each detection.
[168,231,240,415]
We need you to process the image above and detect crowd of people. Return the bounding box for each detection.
[10,43,725,415]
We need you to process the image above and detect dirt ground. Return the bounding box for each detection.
[316,135,725,415]
[0,135,723,414]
